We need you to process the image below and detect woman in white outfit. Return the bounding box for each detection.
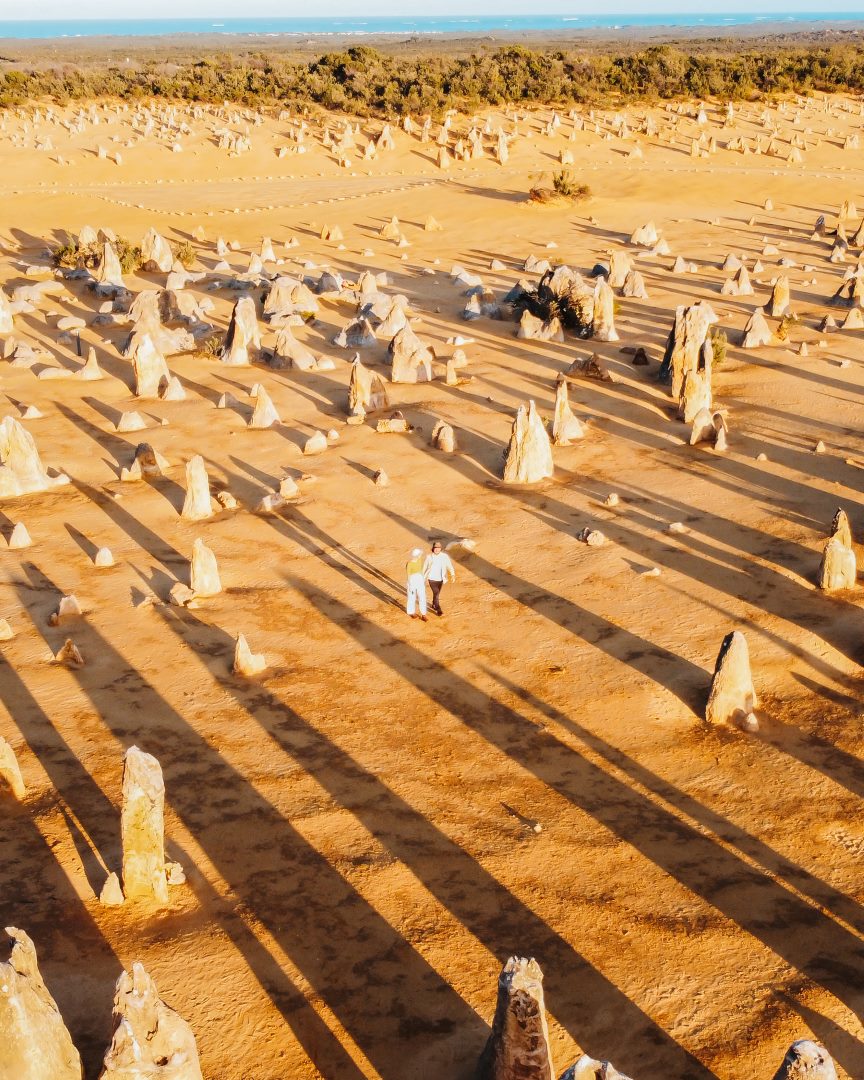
[405,548,428,620]
[423,541,456,616]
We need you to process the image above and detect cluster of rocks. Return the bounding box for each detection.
[0,925,202,1080]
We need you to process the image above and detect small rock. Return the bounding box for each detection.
[117,411,146,433]
[166,861,186,886]
[55,638,84,667]
[99,872,125,907]
[8,522,32,549]
[49,595,82,625]
[578,527,606,546]
[303,430,327,456]
[168,583,195,607]
[740,712,759,733]
[256,494,285,514]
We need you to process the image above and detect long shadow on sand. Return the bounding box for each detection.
[284,575,864,1035]
[150,601,711,1080]
[0,656,121,1072]
[12,561,483,1080]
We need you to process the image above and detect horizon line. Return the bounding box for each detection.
[5,10,864,20]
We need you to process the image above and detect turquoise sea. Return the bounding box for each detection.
[1,13,864,39]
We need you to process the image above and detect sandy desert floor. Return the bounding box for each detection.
[0,92,863,1080]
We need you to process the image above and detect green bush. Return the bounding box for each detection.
[710,327,728,365]
[196,332,225,359]
[52,237,142,273]
[552,171,591,200]
[173,240,196,269]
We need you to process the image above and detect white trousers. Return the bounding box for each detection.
[406,573,427,615]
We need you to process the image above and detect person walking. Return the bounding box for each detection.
[405,548,428,621]
[423,541,456,616]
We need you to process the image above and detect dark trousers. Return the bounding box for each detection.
[429,579,445,613]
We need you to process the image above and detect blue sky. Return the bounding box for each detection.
[5,0,864,18]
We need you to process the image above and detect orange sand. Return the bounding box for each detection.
[0,95,863,1080]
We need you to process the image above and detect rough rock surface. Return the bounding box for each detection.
[0,736,26,798]
[221,296,261,365]
[348,356,389,416]
[181,456,213,522]
[0,927,83,1080]
[503,401,554,484]
[190,537,222,597]
[771,1040,837,1080]
[559,1054,634,1080]
[659,302,716,398]
[476,956,554,1080]
[0,416,66,498]
[551,379,585,445]
[705,630,758,728]
[233,633,266,676]
[121,746,169,904]
[99,962,202,1080]
[817,537,856,591]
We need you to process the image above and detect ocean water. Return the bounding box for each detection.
[1,13,864,40]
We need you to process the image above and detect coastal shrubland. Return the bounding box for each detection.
[1,43,864,111]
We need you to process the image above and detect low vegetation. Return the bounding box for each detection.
[529,171,592,203]
[551,170,591,199]
[52,236,142,273]
[173,239,196,269]
[710,327,728,365]
[3,43,864,112]
[195,332,225,359]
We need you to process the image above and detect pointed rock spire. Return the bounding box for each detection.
[477,956,554,1080]
[348,355,389,417]
[100,962,202,1080]
[233,634,266,676]
[181,456,213,521]
[503,401,554,484]
[121,746,169,904]
[221,296,261,366]
[705,631,758,729]
[189,538,221,597]
[248,385,281,429]
[551,379,585,445]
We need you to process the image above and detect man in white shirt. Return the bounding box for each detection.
[423,541,456,617]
